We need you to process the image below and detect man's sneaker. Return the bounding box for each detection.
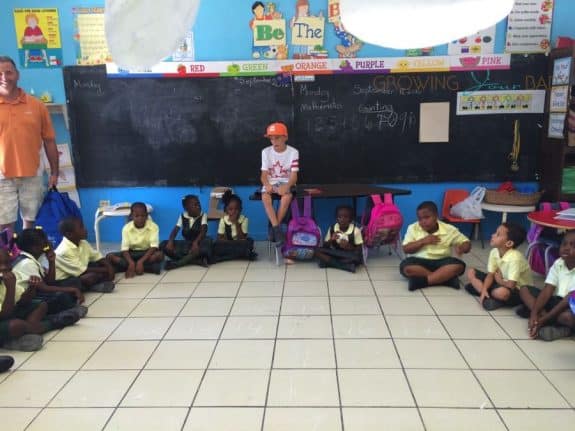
[70,305,88,318]
[91,281,115,293]
[464,283,480,296]
[482,298,504,311]
[49,310,80,329]
[0,355,15,373]
[515,305,530,319]
[538,325,572,341]
[2,334,43,351]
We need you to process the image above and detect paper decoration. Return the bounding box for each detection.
[73,7,112,65]
[552,57,572,85]
[506,0,553,53]
[548,113,566,138]
[419,102,450,143]
[13,8,63,68]
[550,86,569,113]
[456,90,546,115]
[448,25,496,56]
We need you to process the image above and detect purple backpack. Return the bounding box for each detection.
[282,195,321,260]
[0,228,20,261]
[526,202,569,275]
[362,193,403,248]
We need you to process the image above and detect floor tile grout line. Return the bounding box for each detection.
[365,262,428,431]
[259,257,289,431]
[421,288,511,431]
[179,259,251,431]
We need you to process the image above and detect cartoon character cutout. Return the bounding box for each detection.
[332,15,362,58]
[250,1,286,60]
[290,0,324,59]
[21,13,49,67]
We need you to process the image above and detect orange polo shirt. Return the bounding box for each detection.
[0,89,55,178]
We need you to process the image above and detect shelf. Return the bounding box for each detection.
[46,103,69,130]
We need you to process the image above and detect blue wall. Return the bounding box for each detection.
[2,0,574,241]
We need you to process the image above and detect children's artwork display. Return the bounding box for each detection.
[548,113,566,138]
[448,25,496,56]
[13,8,63,68]
[505,0,553,53]
[456,90,546,115]
[73,7,112,65]
[549,85,569,112]
[328,0,362,58]
[552,56,572,85]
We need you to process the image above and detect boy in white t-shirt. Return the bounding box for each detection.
[260,122,299,244]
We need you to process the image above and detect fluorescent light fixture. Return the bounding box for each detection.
[340,0,515,49]
[105,0,200,69]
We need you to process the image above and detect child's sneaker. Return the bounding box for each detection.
[538,325,572,341]
[272,225,285,246]
[445,277,461,290]
[515,305,530,318]
[408,276,428,291]
[2,334,43,351]
[464,283,480,296]
[91,281,115,293]
[49,310,80,329]
[0,355,14,373]
[164,260,178,270]
[482,298,504,311]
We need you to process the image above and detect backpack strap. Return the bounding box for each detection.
[303,195,312,218]
[559,201,571,210]
[383,193,393,205]
[291,198,300,219]
[540,202,552,211]
[11,253,28,266]
[371,194,382,205]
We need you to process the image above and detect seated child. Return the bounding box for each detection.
[400,201,471,291]
[107,202,164,277]
[161,195,212,269]
[13,228,88,317]
[465,222,531,311]
[518,230,575,341]
[260,122,299,245]
[55,217,116,292]
[315,205,363,273]
[0,249,78,352]
[212,191,257,263]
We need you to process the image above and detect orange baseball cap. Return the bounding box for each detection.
[264,122,288,137]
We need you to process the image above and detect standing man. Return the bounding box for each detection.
[0,56,58,230]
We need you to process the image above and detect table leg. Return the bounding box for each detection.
[502,212,508,223]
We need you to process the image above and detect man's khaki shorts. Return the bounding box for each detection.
[0,176,45,224]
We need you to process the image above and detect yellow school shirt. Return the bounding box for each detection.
[487,248,532,288]
[121,219,160,251]
[12,251,45,296]
[0,274,26,307]
[544,258,575,297]
[55,237,103,280]
[218,215,249,240]
[402,220,469,259]
[324,223,363,245]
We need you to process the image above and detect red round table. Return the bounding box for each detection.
[527,210,575,229]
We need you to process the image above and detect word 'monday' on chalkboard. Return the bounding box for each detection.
[64,55,548,187]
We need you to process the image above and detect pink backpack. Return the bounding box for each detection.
[526,202,569,275]
[282,195,321,260]
[362,193,403,248]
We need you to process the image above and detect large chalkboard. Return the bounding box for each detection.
[64,55,548,187]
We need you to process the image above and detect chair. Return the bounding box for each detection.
[441,189,484,248]
[94,202,153,252]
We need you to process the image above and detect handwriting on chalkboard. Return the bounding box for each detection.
[73,79,103,95]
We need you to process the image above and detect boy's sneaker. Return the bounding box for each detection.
[445,277,461,290]
[148,262,162,274]
[70,305,89,318]
[248,251,258,261]
[464,283,480,296]
[0,355,14,373]
[482,298,504,311]
[272,225,285,246]
[49,310,80,329]
[515,305,530,319]
[538,325,572,341]
[91,281,115,293]
[408,276,428,291]
[164,260,178,271]
[2,334,43,351]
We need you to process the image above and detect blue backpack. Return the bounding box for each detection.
[35,187,83,247]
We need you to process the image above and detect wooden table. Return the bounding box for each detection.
[527,210,575,230]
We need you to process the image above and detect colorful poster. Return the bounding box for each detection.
[448,25,496,55]
[505,0,553,53]
[13,8,63,68]
[73,7,112,65]
[550,85,569,112]
[552,57,572,85]
[290,1,326,59]
[328,0,363,58]
[456,90,546,115]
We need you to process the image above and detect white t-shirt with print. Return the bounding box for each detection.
[261,145,299,185]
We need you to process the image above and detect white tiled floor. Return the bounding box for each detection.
[1,241,575,430]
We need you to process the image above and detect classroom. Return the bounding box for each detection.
[1,0,575,430]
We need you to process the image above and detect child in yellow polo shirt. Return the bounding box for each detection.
[465,222,532,311]
[54,217,116,293]
[518,230,575,341]
[107,202,164,278]
[400,201,471,291]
